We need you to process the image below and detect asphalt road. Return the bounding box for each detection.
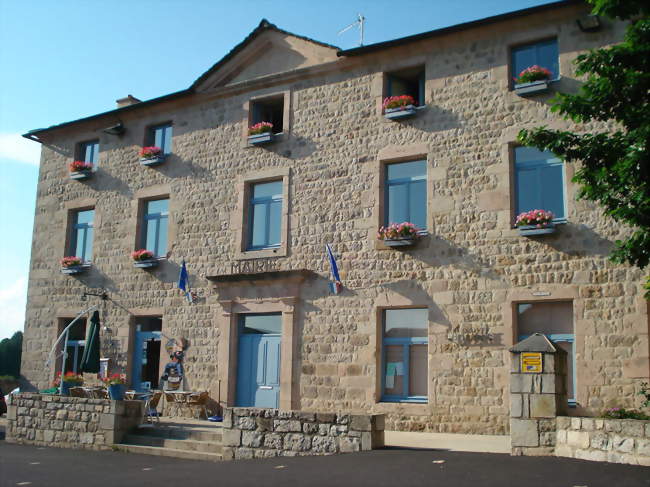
[1,441,649,487]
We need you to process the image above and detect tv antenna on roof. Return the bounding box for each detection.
[338,13,365,47]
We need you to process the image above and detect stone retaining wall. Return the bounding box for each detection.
[555,416,650,466]
[5,393,143,450]
[222,407,384,460]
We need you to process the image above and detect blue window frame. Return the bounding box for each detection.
[385,160,427,230]
[79,140,99,164]
[517,302,576,405]
[511,38,559,86]
[142,199,169,257]
[149,123,173,155]
[514,147,566,221]
[381,308,428,403]
[248,181,282,250]
[71,209,94,262]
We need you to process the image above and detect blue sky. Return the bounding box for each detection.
[0,0,557,339]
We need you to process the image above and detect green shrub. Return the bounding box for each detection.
[602,407,650,420]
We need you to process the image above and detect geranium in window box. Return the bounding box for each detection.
[69,161,93,180]
[60,256,91,274]
[513,65,553,97]
[102,373,127,400]
[248,122,274,145]
[383,95,417,120]
[139,146,166,166]
[54,372,84,395]
[515,209,556,236]
[132,249,159,268]
[378,222,420,247]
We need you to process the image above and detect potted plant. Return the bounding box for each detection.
[60,256,90,275]
[378,222,421,247]
[102,373,127,400]
[54,372,84,395]
[515,209,556,236]
[69,161,93,180]
[383,95,417,120]
[131,249,158,268]
[248,122,274,145]
[139,146,165,166]
[513,65,553,96]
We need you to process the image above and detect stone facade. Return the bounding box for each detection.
[221,407,384,460]
[20,1,648,436]
[5,393,143,450]
[555,416,650,467]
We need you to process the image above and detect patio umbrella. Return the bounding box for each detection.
[80,310,101,373]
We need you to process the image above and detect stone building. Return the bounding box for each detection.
[21,0,648,435]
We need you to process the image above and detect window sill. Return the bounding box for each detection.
[61,263,91,275]
[380,397,428,404]
[235,245,287,260]
[512,77,560,97]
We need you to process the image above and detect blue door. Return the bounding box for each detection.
[236,314,282,408]
[132,326,162,392]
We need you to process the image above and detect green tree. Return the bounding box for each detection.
[518,0,650,270]
[0,331,23,378]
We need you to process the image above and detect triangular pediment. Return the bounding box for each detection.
[193,20,340,92]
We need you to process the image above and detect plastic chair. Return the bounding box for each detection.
[69,386,86,398]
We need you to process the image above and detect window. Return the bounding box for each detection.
[511,38,559,86]
[514,146,566,221]
[142,198,169,257]
[517,301,575,403]
[382,308,428,402]
[386,66,425,106]
[385,160,427,230]
[78,140,99,164]
[59,318,87,375]
[248,181,282,250]
[147,123,173,155]
[250,96,284,134]
[70,209,94,262]
[241,313,282,334]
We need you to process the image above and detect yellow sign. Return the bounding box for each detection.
[521,352,542,373]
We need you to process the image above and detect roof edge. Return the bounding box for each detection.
[338,0,584,57]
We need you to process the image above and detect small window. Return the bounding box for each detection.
[517,301,575,403]
[514,147,566,221]
[241,313,282,334]
[78,140,99,164]
[142,198,169,257]
[385,160,427,230]
[248,181,283,250]
[382,308,428,402]
[386,66,425,107]
[70,209,94,262]
[147,123,173,155]
[250,97,284,134]
[511,38,559,86]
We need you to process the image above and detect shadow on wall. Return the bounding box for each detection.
[380,279,451,330]
[139,154,213,180]
[539,223,615,258]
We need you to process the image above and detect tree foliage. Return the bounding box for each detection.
[0,331,23,378]
[518,0,650,269]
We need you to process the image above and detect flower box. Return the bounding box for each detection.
[69,170,93,180]
[383,238,417,247]
[140,155,166,166]
[518,224,556,236]
[514,80,550,97]
[384,105,418,120]
[133,259,159,268]
[248,133,274,145]
[60,264,91,275]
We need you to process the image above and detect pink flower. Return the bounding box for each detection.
[249,122,273,135]
[139,146,162,158]
[69,161,93,172]
[131,249,154,261]
[382,95,416,111]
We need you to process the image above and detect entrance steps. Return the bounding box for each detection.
[115,418,223,461]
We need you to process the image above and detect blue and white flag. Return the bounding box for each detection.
[326,244,342,295]
[178,260,193,303]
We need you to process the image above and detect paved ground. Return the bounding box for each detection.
[1,441,648,487]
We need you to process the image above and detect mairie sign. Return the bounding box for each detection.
[521,352,543,373]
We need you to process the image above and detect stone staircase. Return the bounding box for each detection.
[115,419,223,461]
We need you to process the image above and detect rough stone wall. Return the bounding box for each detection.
[20,3,647,436]
[221,407,384,460]
[555,416,650,467]
[5,393,143,450]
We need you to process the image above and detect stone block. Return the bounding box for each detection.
[556,429,567,444]
[256,417,273,432]
[621,420,644,438]
[318,424,329,436]
[529,394,556,418]
[316,413,336,423]
[510,394,522,418]
[567,431,590,449]
[554,444,574,458]
[604,420,622,433]
[284,433,311,452]
[556,417,571,429]
[510,419,539,447]
[264,433,283,449]
[237,417,257,430]
[222,428,242,447]
[99,414,116,431]
[312,435,337,453]
[590,432,610,451]
[635,438,650,456]
[350,415,372,431]
[234,448,254,460]
[274,420,302,432]
[254,449,278,458]
[303,422,318,434]
[43,430,55,443]
[109,401,125,415]
[581,419,595,431]
[612,435,634,453]
[373,415,385,431]
[575,449,607,462]
[242,431,264,448]
[570,418,582,430]
[7,405,16,421]
[339,437,360,453]
[540,374,557,394]
[222,408,233,428]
